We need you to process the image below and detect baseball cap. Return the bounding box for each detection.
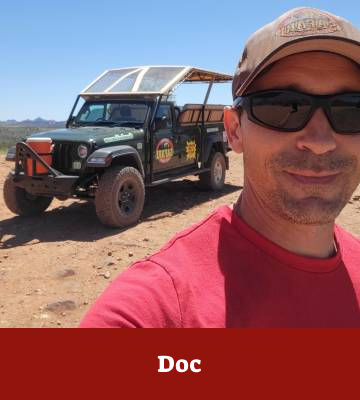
[232,7,360,98]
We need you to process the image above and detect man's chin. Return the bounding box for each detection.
[274,195,344,225]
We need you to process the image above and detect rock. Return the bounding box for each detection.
[45,300,76,313]
[128,252,134,257]
[97,271,111,279]
[143,238,149,242]
[107,261,115,266]
[57,268,75,278]
[107,251,112,256]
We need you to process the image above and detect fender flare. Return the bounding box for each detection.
[86,145,144,177]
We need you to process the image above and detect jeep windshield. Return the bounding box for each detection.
[74,101,150,128]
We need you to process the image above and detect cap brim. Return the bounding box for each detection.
[237,36,360,96]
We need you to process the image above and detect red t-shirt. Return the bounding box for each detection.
[80,205,360,327]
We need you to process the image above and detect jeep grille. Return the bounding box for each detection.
[53,143,75,173]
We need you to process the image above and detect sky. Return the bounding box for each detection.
[0,0,359,121]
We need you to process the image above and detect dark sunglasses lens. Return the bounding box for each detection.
[251,92,312,130]
[330,94,360,133]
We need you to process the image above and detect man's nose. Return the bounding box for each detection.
[296,108,337,155]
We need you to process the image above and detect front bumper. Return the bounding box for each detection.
[12,173,79,196]
[12,142,79,196]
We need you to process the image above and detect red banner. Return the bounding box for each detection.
[0,329,359,398]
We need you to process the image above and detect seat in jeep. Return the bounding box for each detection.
[177,104,225,125]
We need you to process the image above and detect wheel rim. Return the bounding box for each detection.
[213,160,223,184]
[118,180,137,216]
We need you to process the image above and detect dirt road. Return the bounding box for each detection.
[1,152,360,327]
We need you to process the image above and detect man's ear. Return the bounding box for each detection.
[223,107,243,154]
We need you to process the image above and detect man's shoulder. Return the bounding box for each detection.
[335,224,360,260]
[335,224,360,245]
[80,205,234,328]
[148,205,233,270]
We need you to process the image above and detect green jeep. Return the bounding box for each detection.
[4,66,232,228]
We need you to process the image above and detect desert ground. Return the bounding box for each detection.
[1,151,360,328]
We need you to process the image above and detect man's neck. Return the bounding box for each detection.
[235,189,336,259]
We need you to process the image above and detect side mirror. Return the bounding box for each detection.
[5,145,16,161]
[154,116,168,130]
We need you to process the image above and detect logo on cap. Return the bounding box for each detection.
[277,8,342,37]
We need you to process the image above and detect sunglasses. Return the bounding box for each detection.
[233,90,360,134]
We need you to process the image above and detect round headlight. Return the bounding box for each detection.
[77,144,88,159]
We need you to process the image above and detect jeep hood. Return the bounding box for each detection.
[28,126,144,145]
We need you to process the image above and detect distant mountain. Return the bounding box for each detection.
[0,118,66,128]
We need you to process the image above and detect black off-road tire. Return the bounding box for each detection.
[3,173,53,216]
[198,151,226,191]
[95,166,145,228]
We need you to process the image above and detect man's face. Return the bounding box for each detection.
[225,51,360,225]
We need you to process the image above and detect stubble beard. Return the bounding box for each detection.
[248,151,358,226]
[267,187,347,225]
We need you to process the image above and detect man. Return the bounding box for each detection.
[81,8,360,327]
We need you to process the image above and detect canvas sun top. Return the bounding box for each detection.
[80,66,232,97]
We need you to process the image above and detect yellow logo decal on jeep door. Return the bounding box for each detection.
[186,140,196,161]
